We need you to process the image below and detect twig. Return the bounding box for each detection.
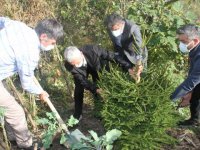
[7,78,37,130]
[55,46,73,101]
[0,116,10,150]
[33,142,38,150]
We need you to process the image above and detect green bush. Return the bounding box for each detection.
[127,0,191,68]
[98,65,182,150]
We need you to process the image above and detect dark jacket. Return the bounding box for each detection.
[170,44,200,100]
[107,19,148,69]
[65,45,115,94]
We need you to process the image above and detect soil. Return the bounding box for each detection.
[0,100,105,150]
[1,100,200,150]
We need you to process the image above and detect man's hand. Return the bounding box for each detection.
[128,64,143,83]
[39,91,49,102]
[136,65,143,76]
[128,68,135,76]
[128,65,143,76]
[178,92,192,108]
[96,88,102,94]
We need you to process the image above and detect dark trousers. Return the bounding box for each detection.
[73,70,99,119]
[190,83,200,121]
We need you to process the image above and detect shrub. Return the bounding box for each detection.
[98,65,182,150]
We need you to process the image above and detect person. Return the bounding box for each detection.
[0,17,64,149]
[170,24,200,126]
[64,45,115,120]
[105,13,148,78]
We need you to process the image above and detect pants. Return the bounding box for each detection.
[0,81,32,148]
[73,70,99,119]
[190,83,200,121]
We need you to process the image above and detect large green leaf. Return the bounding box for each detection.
[105,129,122,144]
[60,133,67,144]
[67,115,79,127]
[106,145,113,150]
[88,130,99,141]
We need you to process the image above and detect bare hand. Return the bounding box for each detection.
[128,68,135,76]
[178,92,192,107]
[136,65,143,76]
[39,91,49,102]
[96,88,102,94]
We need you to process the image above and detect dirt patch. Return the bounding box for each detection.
[2,100,200,150]
[49,103,105,150]
[164,127,200,150]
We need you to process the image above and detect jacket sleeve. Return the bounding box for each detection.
[95,45,115,60]
[94,45,132,70]
[17,60,43,94]
[114,53,132,70]
[170,56,200,100]
[73,72,97,94]
[130,23,144,58]
[64,61,97,94]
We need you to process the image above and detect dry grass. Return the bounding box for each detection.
[0,0,58,26]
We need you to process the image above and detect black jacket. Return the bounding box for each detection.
[65,45,115,94]
[107,19,148,69]
[171,44,200,100]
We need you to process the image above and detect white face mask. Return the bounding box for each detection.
[40,44,55,51]
[179,41,194,53]
[111,26,124,37]
[74,55,87,68]
[75,60,84,68]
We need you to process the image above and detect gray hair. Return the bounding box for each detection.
[64,46,82,62]
[105,13,125,30]
[35,19,64,40]
[177,24,200,40]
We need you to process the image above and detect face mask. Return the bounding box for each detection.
[74,55,87,68]
[112,28,123,37]
[179,41,193,53]
[40,44,55,51]
[75,60,84,68]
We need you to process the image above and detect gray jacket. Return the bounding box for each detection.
[108,19,148,69]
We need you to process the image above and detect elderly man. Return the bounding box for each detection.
[105,13,148,78]
[170,24,200,126]
[64,45,116,120]
[0,17,63,149]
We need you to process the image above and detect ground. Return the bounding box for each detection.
[1,98,200,150]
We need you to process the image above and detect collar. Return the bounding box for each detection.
[82,55,87,67]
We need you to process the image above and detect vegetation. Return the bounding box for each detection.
[37,113,121,150]
[0,0,200,150]
[0,107,9,150]
[98,65,180,149]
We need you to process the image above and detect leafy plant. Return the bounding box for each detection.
[37,112,59,149]
[127,0,187,66]
[64,128,122,150]
[38,112,121,150]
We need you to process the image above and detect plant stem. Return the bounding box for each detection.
[7,78,37,130]
[1,117,10,150]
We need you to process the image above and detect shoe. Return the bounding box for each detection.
[73,114,82,121]
[178,118,200,126]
